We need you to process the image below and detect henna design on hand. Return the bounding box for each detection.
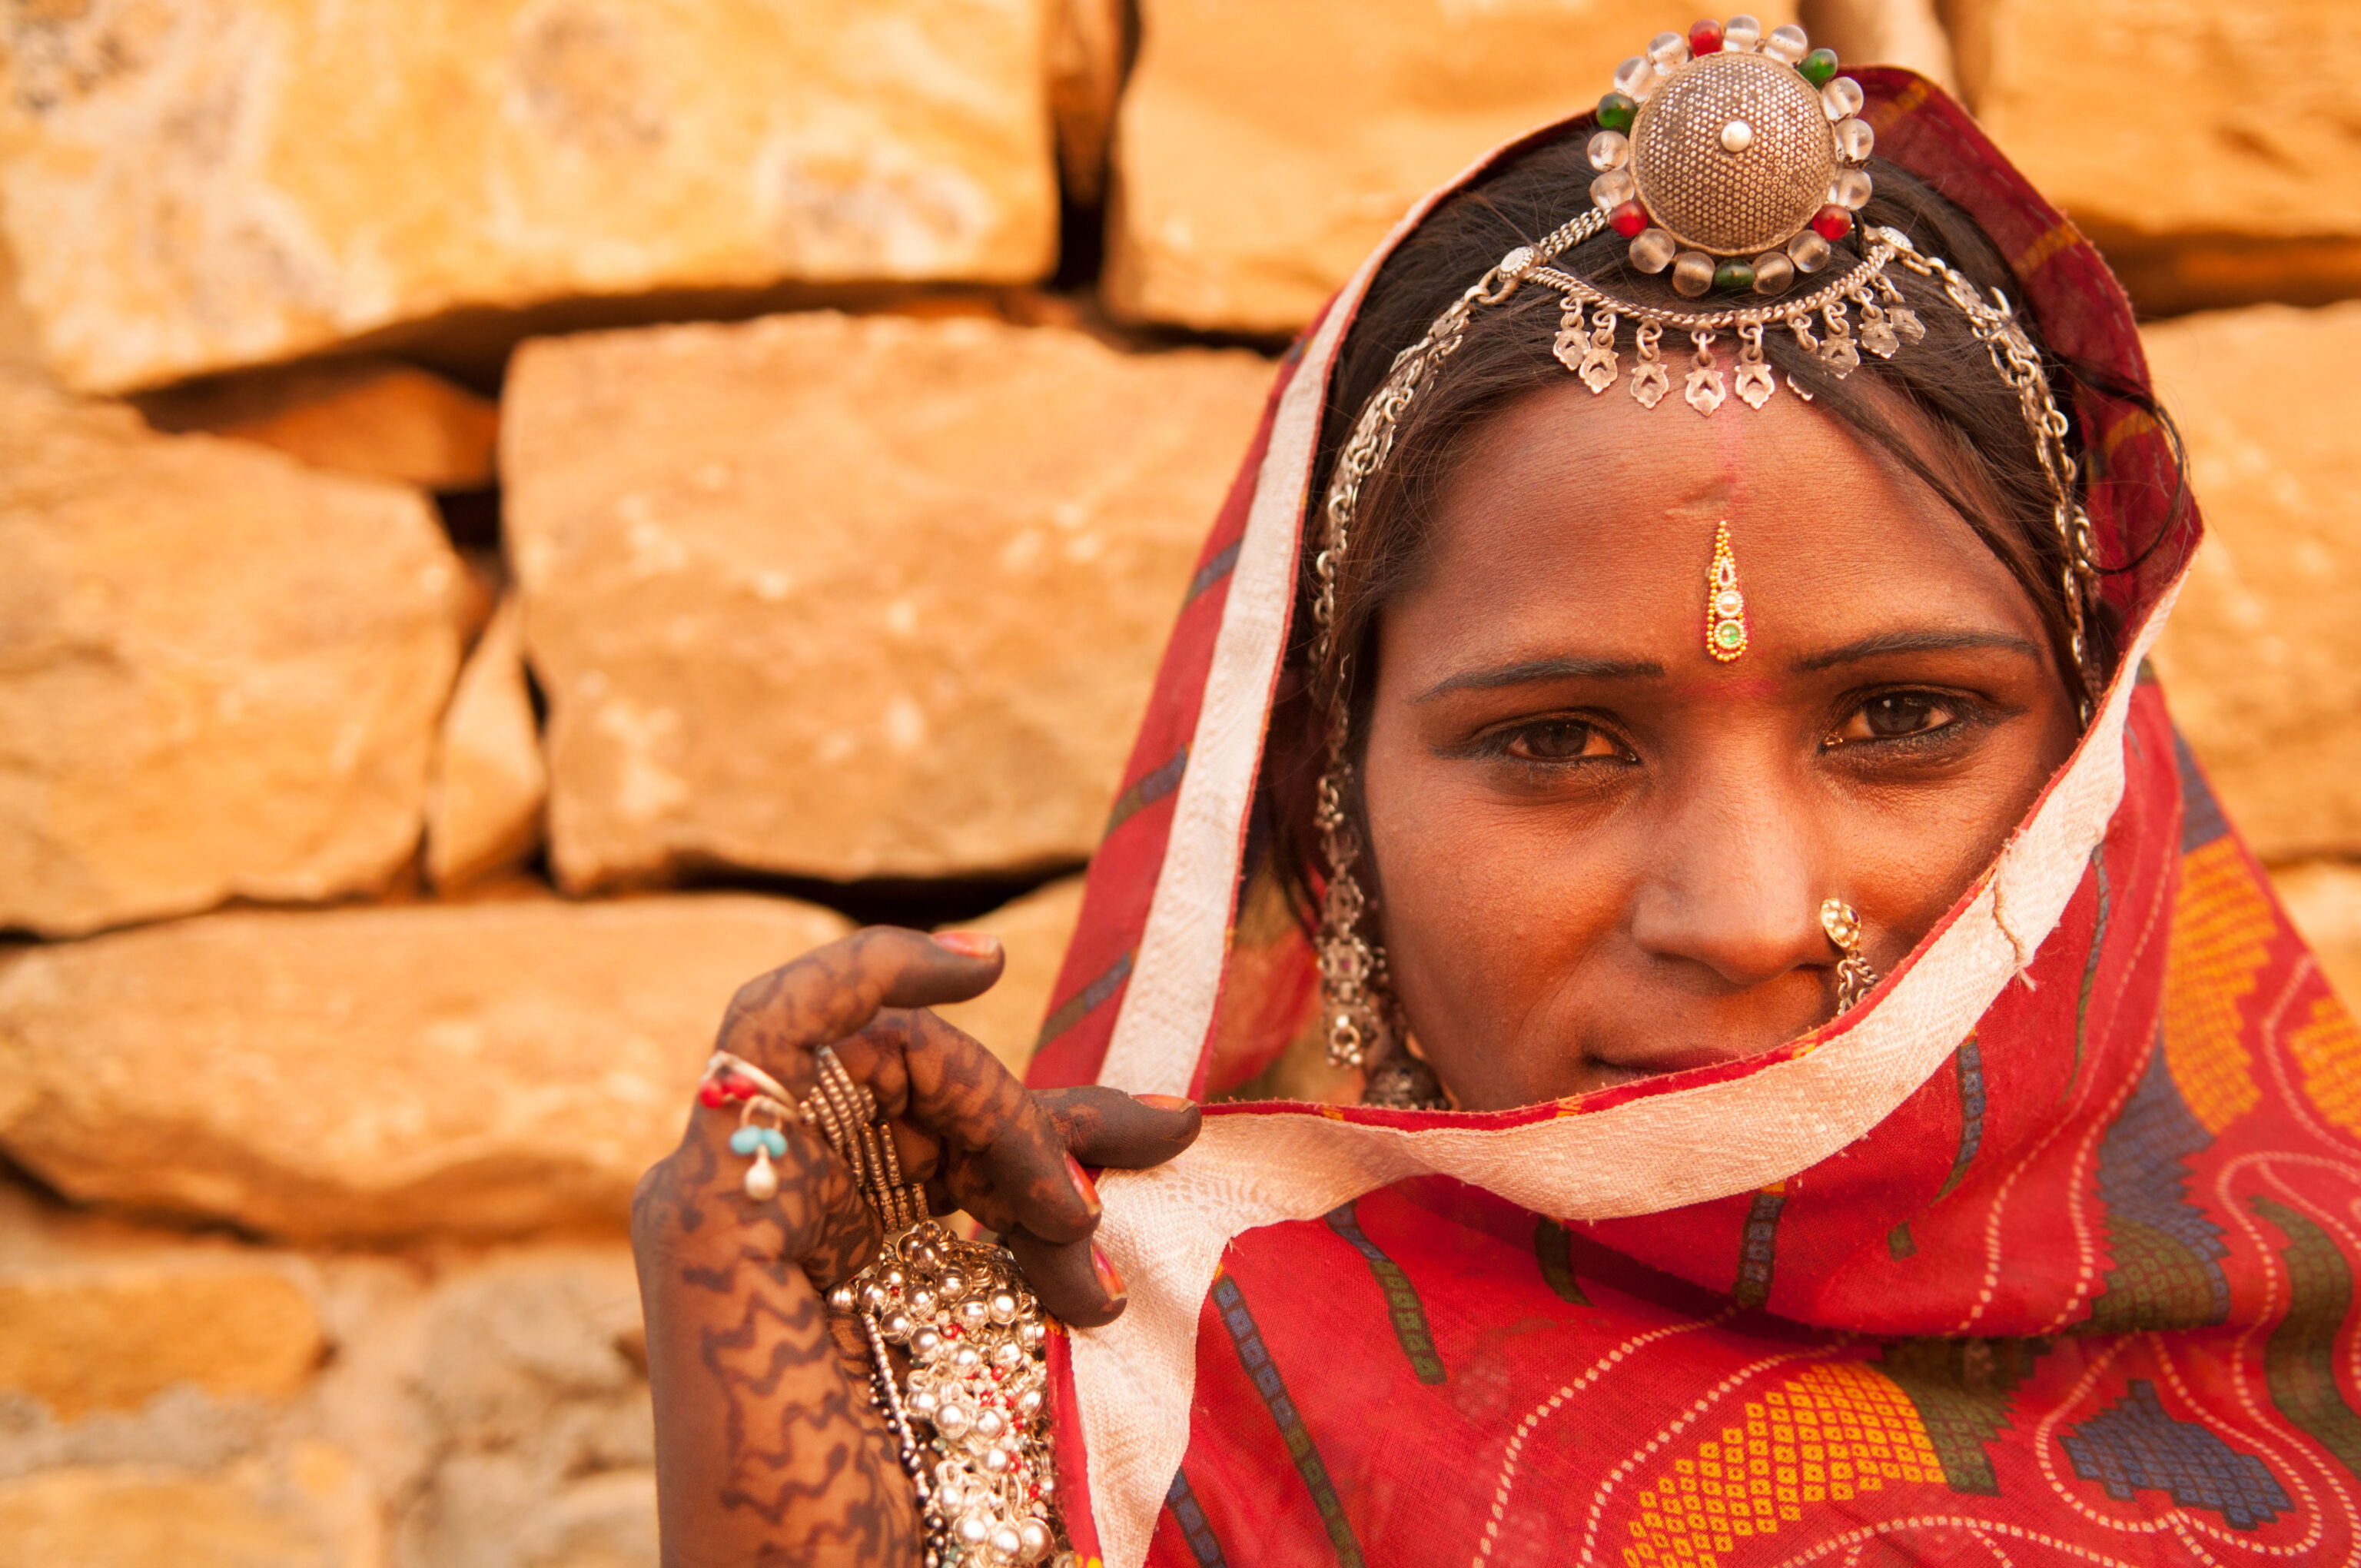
[634,926,1203,1564]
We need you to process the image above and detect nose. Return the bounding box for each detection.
[1625,781,1831,990]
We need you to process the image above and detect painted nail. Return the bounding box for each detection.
[1135,1094,1195,1112]
[933,931,1001,959]
[1065,1152,1101,1217]
[1091,1245,1127,1302]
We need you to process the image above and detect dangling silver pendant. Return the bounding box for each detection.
[1735,360,1775,410]
[1576,307,1621,394]
[1889,304,1926,344]
[1857,294,1900,359]
[1684,330,1725,416]
[1629,321,1669,407]
[1818,302,1859,377]
[1552,299,1586,375]
[1734,323,1775,410]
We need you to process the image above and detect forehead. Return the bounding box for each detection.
[1400,375,2038,656]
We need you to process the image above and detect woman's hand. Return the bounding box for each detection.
[630,926,1200,1566]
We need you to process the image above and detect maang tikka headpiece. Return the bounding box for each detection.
[1310,19,2104,1100]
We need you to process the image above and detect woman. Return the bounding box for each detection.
[634,27,2361,1567]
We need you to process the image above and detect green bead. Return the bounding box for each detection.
[1713,258,1756,292]
[1715,621,1745,649]
[1799,48,1839,87]
[1597,91,1636,132]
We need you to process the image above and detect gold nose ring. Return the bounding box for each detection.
[1820,899,1879,1015]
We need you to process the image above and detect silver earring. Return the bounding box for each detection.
[1313,754,1389,1071]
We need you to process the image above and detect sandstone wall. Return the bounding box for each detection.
[502,312,1271,889]
[4,3,2359,1564]
[0,0,1061,394]
[1105,0,1797,334]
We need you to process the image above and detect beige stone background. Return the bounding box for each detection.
[1,0,2358,1559]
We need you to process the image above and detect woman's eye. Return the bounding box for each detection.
[1503,719,1617,762]
[1833,693,1960,743]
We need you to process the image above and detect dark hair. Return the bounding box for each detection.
[1263,125,2185,917]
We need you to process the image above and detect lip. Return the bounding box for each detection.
[1582,1018,1817,1079]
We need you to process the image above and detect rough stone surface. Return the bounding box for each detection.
[0,1443,379,1568]
[1104,0,1798,333]
[2272,862,2361,1011]
[1796,0,1956,91]
[2145,303,2361,861]
[1950,0,2361,314]
[934,875,1088,1079]
[0,895,850,1240]
[138,358,501,491]
[427,600,548,892]
[390,1249,653,1568]
[0,369,463,939]
[504,312,1272,889]
[0,1,1059,394]
[0,1191,322,1421]
[0,205,37,374]
[0,1224,660,1566]
[1050,0,1126,205]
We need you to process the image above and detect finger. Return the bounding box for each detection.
[1036,1088,1201,1171]
[885,1118,941,1186]
[838,1010,1098,1246]
[714,928,1004,1091]
[1005,1229,1127,1329]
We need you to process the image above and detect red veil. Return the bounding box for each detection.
[1030,72,2361,1568]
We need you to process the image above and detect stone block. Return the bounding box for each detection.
[0,201,36,374]
[503,312,1272,888]
[2145,303,2361,861]
[0,370,463,938]
[1795,0,1955,91]
[137,358,500,491]
[0,1193,322,1420]
[934,876,1089,1079]
[0,895,849,1240]
[393,1249,653,1568]
[0,0,1059,394]
[1051,0,1127,205]
[1948,0,2361,314]
[427,600,548,892]
[0,1443,377,1568]
[1104,0,1798,334]
[2272,861,2361,1010]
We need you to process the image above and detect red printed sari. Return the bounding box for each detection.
[1028,71,2361,1568]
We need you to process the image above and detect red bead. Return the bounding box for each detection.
[725,1075,757,1101]
[1811,204,1855,241]
[1689,18,1724,55]
[697,1079,728,1108]
[1609,201,1650,238]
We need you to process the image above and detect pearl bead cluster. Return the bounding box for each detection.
[1588,15,1878,297]
[830,1221,1071,1568]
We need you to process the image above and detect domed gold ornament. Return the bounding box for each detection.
[1632,51,1835,257]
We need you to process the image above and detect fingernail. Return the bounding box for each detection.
[1136,1094,1195,1112]
[933,931,1001,959]
[1091,1245,1127,1302]
[1065,1152,1101,1217]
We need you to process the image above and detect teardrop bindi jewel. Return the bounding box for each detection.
[1705,520,1748,661]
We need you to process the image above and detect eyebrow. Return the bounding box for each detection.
[1415,656,1667,703]
[1789,630,2044,673]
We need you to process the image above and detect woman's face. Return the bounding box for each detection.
[1360,377,2082,1110]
